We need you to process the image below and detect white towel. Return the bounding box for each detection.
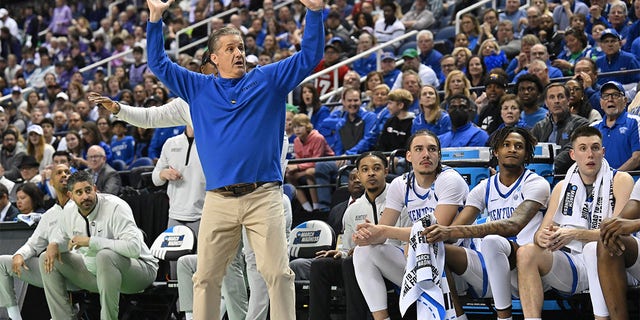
[400,216,456,319]
[555,159,614,252]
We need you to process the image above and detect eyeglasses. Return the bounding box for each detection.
[87,155,104,160]
[567,87,583,92]
[601,92,624,100]
[601,39,620,45]
[449,104,469,109]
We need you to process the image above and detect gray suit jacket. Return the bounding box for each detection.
[90,164,122,195]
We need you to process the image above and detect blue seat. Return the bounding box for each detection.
[434,26,456,42]
[129,157,154,169]
[111,159,128,171]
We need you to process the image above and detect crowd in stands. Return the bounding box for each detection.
[2,0,640,318]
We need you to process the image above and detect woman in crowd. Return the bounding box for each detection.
[80,122,113,164]
[478,38,508,72]
[26,125,55,172]
[465,55,487,96]
[452,46,472,72]
[412,84,451,135]
[96,116,113,144]
[443,70,475,106]
[16,183,46,214]
[299,82,330,130]
[552,28,592,75]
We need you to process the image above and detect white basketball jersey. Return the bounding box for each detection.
[483,170,547,245]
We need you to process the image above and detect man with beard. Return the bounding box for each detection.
[516,74,547,128]
[531,83,589,174]
[0,164,73,320]
[477,71,508,134]
[424,127,550,320]
[0,129,25,181]
[439,94,489,147]
[40,171,158,320]
[352,131,468,320]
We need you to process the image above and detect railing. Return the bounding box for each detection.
[288,30,419,104]
[454,0,497,35]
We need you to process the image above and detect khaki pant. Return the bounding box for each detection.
[192,183,294,320]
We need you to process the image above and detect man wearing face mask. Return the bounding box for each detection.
[438,94,489,147]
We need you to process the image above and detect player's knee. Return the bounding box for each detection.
[516,243,539,268]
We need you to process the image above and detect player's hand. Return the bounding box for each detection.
[11,254,28,277]
[601,217,640,246]
[547,226,574,251]
[160,167,183,181]
[353,219,382,246]
[423,224,453,243]
[316,249,342,259]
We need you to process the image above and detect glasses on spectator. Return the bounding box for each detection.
[87,155,104,160]
[567,87,583,92]
[601,93,624,100]
[601,39,619,45]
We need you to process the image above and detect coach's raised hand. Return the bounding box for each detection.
[299,0,324,11]
[147,0,175,22]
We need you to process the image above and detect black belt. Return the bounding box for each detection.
[213,182,269,197]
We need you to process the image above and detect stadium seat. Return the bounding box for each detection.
[129,157,154,169]
[289,220,336,259]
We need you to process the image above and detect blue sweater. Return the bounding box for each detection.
[147,10,324,190]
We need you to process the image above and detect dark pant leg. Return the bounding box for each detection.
[342,256,372,320]
[309,257,343,320]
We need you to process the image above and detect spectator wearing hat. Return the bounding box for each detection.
[476,71,508,134]
[0,9,19,41]
[9,86,26,111]
[591,81,640,170]
[380,52,400,88]
[596,28,640,85]
[110,120,135,166]
[325,10,355,54]
[3,100,26,134]
[313,40,350,96]
[392,48,439,90]
[16,155,41,187]
[27,55,53,90]
[22,59,40,84]
[26,124,55,172]
[374,1,405,50]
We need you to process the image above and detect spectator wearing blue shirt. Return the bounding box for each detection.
[595,28,640,85]
[591,81,640,170]
[380,52,400,89]
[299,82,330,131]
[553,0,589,31]
[351,32,377,77]
[513,44,564,82]
[516,73,547,128]
[110,120,135,166]
[438,94,489,147]
[412,84,451,135]
[417,30,443,76]
[500,0,527,37]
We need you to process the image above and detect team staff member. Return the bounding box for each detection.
[145,0,325,319]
